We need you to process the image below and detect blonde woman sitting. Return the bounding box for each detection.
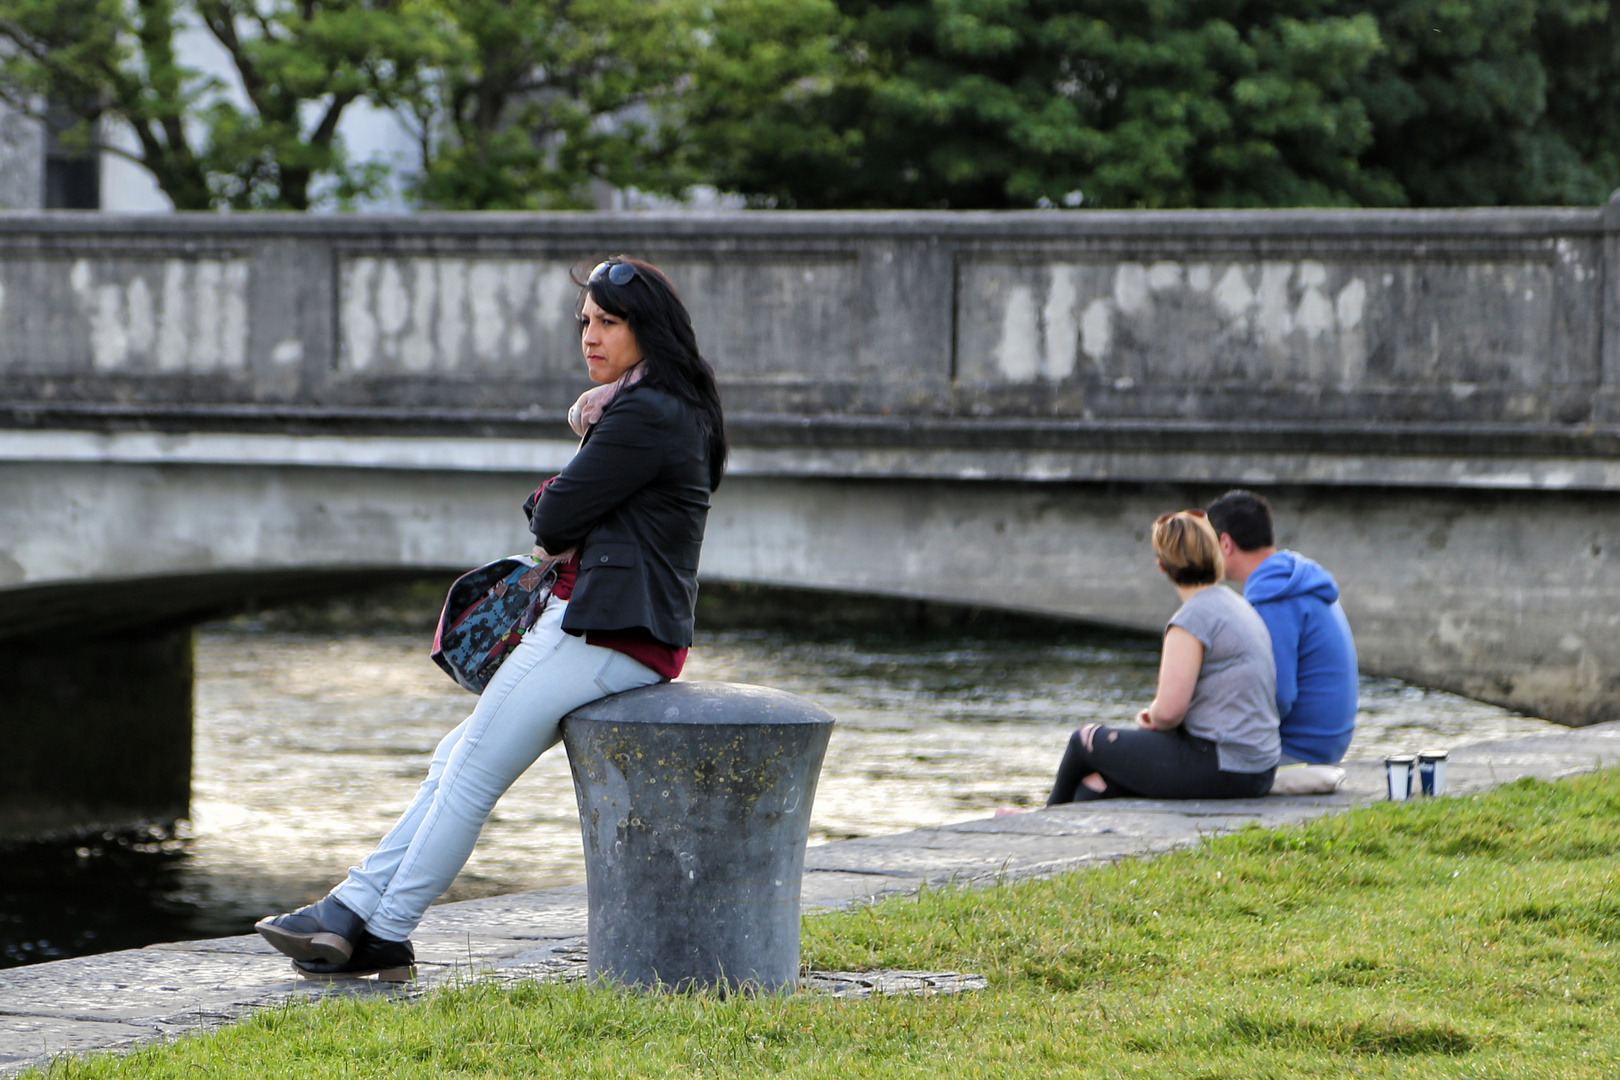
[1048,510,1280,804]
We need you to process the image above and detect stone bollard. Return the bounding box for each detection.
[561,681,834,993]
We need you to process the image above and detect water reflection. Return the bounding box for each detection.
[1,611,1557,968]
[0,824,203,967]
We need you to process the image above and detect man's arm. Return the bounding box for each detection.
[1256,602,1300,721]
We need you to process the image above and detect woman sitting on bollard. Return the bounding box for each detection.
[254,257,727,979]
[1047,510,1279,805]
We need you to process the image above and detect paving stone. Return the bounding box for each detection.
[800,870,926,909]
[408,934,545,967]
[0,949,298,1023]
[805,829,1165,880]
[148,936,281,957]
[801,970,989,998]
[413,886,590,940]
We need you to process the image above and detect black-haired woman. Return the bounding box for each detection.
[254,257,727,979]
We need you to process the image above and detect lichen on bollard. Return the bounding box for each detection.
[561,681,834,993]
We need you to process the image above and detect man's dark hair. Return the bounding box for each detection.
[1205,490,1274,552]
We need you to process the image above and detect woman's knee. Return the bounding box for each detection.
[435,754,517,825]
[428,719,469,766]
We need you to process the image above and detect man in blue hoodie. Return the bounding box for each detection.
[1204,491,1359,764]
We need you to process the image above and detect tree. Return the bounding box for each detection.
[679,0,1393,209]
[678,0,1618,209]
[403,0,704,210]
[1538,0,1620,202]
[1345,0,1618,205]
[670,0,851,206]
[0,0,438,209]
[4,0,1606,212]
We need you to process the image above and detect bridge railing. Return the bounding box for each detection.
[1,197,1616,430]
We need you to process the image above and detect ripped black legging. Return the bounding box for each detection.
[1046,724,1274,805]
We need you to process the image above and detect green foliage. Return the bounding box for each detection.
[680,0,1620,209]
[1345,0,1620,205]
[27,769,1620,1078]
[5,0,1610,211]
[682,0,1396,208]
[404,0,703,210]
[1538,0,1620,201]
[0,0,441,209]
[668,0,853,206]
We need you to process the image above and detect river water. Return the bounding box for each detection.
[1,603,1557,969]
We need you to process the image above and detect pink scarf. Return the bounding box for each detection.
[568,364,644,437]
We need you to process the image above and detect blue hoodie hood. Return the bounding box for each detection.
[1244,550,1339,605]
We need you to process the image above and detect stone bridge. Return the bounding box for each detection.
[2,199,1618,834]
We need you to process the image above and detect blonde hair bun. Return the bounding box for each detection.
[1152,510,1224,586]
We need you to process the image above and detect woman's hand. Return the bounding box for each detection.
[1136,705,1178,730]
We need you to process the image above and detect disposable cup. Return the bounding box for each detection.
[1418,749,1448,797]
[1385,755,1415,801]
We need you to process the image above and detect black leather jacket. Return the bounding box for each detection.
[526,386,712,648]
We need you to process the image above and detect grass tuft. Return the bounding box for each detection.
[1218,1013,1475,1055]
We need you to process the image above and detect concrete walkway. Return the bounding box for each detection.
[5,721,1620,1075]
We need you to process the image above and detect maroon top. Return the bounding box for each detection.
[544,529,686,681]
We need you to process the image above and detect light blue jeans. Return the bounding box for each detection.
[331,599,662,941]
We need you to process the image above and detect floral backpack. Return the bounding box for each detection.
[430,555,558,693]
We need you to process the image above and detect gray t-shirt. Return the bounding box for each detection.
[1167,585,1281,772]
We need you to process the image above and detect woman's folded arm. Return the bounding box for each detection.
[531,393,669,552]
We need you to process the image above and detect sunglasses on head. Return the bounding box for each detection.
[588,261,638,286]
[1154,509,1208,526]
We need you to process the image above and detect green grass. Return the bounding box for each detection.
[29,771,1620,1078]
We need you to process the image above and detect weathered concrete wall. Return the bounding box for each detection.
[0,201,1615,421]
